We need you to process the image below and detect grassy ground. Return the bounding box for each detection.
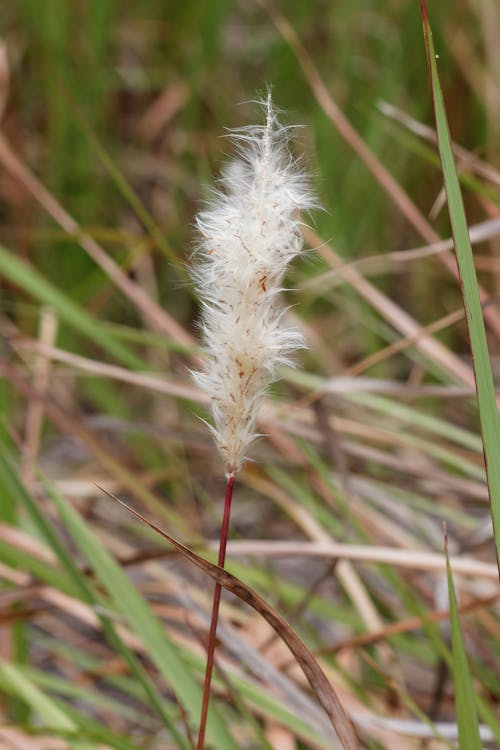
[1,1,499,749]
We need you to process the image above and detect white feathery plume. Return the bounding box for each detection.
[191,94,315,476]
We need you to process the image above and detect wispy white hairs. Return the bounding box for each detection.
[192,95,315,476]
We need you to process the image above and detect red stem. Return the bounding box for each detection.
[196,473,235,750]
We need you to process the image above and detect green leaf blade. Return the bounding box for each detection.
[0,244,143,370]
[445,543,482,750]
[422,2,500,575]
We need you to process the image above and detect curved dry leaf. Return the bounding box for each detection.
[100,487,359,750]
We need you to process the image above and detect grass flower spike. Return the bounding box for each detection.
[192,94,315,476]
[192,96,314,750]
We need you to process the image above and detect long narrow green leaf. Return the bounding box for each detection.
[0,538,75,594]
[422,2,500,573]
[445,539,482,750]
[46,700,147,750]
[0,660,74,731]
[0,244,143,370]
[47,482,240,750]
[0,662,139,750]
[0,661,95,750]
[23,666,151,728]
[345,392,483,453]
[75,115,183,270]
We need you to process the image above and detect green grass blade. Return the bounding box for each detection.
[46,482,240,750]
[0,538,76,594]
[0,244,143,370]
[75,115,183,271]
[0,661,136,750]
[445,538,482,750]
[0,661,93,750]
[46,701,147,750]
[422,2,500,574]
[0,660,75,731]
[23,666,151,728]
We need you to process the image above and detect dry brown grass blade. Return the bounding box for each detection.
[302,218,500,291]
[101,488,359,750]
[265,2,500,338]
[14,339,207,404]
[378,101,500,188]
[342,305,467,377]
[0,133,194,351]
[136,80,189,142]
[320,591,500,653]
[21,308,58,489]
[12,337,303,482]
[0,361,187,527]
[304,226,475,386]
[217,540,499,580]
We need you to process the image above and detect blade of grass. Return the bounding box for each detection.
[0,537,75,594]
[0,661,142,750]
[73,108,183,271]
[444,531,482,750]
[303,226,475,387]
[0,660,93,750]
[422,1,500,574]
[23,665,152,728]
[0,244,143,370]
[44,700,150,750]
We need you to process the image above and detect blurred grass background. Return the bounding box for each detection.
[1,1,500,749]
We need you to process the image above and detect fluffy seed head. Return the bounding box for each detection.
[191,95,315,476]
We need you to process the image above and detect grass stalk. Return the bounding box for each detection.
[197,474,235,750]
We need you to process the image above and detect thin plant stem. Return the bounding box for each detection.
[196,473,235,750]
